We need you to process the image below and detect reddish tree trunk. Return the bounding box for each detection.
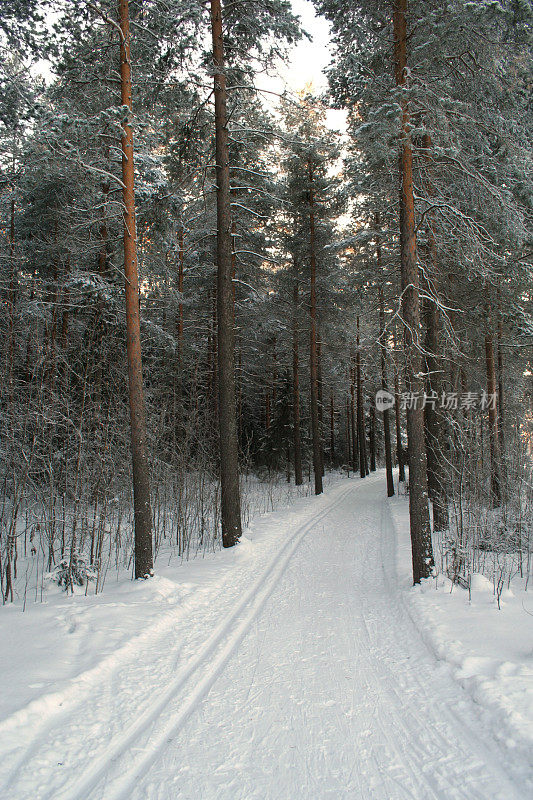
[393,331,406,483]
[210,0,242,545]
[317,337,325,476]
[118,0,153,578]
[369,404,376,472]
[393,0,434,582]
[345,395,352,474]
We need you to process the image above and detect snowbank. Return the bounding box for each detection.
[389,491,533,774]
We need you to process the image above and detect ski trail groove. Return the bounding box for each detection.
[3,475,530,800]
[50,483,356,800]
[123,474,528,800]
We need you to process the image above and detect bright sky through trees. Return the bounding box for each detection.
[265,0,347,130]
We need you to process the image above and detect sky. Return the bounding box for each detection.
[281,0,332,93]
[263,0,347,131]
[35,0,345,130]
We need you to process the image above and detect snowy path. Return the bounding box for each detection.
[2,475,530,799]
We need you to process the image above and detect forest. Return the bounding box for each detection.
[0,0,532,601]
[1,2,533,799]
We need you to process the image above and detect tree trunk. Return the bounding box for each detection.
[423,286,448,531]
[208,278,218,419]
[210,0,242,545]
[7,191,16,430]
[292,261,303,485]
[356,319,367,478]
[178,228,184,365]
[118,0,153,579]
[350,372,358,472]
[345,395,352,474]
[308,159,323,495]
[393,0,434,582]
[317,337,325,476]
[4,190,17,602]
[485,317,501,507]
[394,365,405,482]
[265,391,271,431]
[369,404,376,472]
[377,231,395,497]
[330,392,335,463]
[421,133,448,532]
[496,283,506,458]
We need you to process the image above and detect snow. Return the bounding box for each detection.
[1,472,532,799]
[389,494,533,774]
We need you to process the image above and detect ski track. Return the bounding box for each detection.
[3,474,531,799]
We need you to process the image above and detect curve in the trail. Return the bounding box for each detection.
[123,475,527,800]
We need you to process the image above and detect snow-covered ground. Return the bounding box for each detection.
[390,493,533,779]
[1,472,532,799]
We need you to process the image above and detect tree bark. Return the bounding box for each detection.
[178,228,184,365]
[421,133,448,532]
[377,224,395,497]
[356,319,367,478]
[345,395,352,474]
[7,191,16,425]
[496,283,505,457]
[265,390,271,431]
[350,370,358,472]
[118,0,153,578]
[393,0,434,582]
[423,285,449,531]
[208,278,218,418]
[485,315,501,507]
[330,392,335,463]
[210,0,242,545]
[308,159,323,495]
[369,404,376,472]
[292,260,303,485]
[394,363,405,482]
[317,336,325,476]
[392,326,405,482]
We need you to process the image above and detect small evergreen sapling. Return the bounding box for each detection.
[48,553,97,593]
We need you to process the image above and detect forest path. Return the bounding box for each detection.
[2,474,528,799]
[124,474,525,800]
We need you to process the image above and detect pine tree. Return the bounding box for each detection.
[210,0,242,546]
[118,0,153,578]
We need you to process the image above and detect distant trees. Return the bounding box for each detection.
[1,0,313,598]
[317,0,533,583]
[0,0,531,600]
[280,97,342,495]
